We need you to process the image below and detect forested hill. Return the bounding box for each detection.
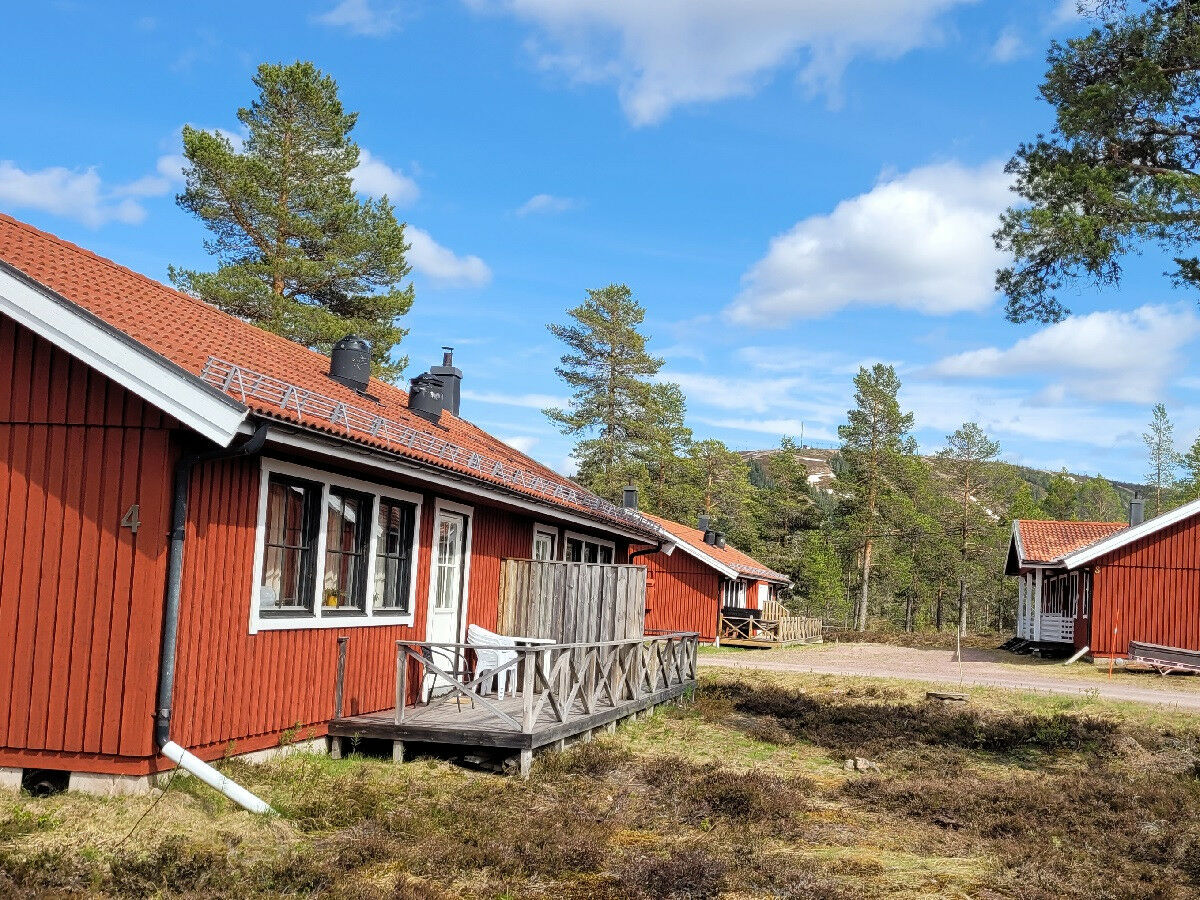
[740,447,1147,515]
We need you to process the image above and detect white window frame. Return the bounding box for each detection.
[425,498,474,645]
[563,529,616,564]
[249,458,423,634]
[532,523,559,561]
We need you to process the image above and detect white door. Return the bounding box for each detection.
[426,508,470,694]
[757,583,769,608]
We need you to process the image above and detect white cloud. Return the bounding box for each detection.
[988,28,1025,63]
[500,435,539,454]
[404,227,492,287]
[1051,0,1081,26]
[315,0,404,36]
[469,0,972,125]
[0,161,171,228]
[695,415,838,442]
[462,389,566,409]
[351,149,419,204]
[516,193,578,216]
[727,160,1011,324]
[928,305,1200,405]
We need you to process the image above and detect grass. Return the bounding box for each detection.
[3,670,1200,898]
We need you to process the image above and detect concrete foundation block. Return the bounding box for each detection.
[0,767,22,791]
[69,771,155,797]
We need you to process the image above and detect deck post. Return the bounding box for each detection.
[521,647,537,733]
[334,636,349,719]
[392,741,405,763]
[518,747,533,778]
[395,642,407,725]
[330,736,343,760]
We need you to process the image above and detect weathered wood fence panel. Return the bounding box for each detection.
[497,559,647,643]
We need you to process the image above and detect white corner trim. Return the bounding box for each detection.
[1063,499,1200,569]
[0,264,247,445]
[248,457,422,634]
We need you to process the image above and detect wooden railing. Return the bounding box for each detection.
[720,612,822,644]
[392,632,699,733]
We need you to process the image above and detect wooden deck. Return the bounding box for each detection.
[718,610,823,650]
[329,632,698,774]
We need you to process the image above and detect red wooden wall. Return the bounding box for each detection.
[641,548,721,641]
[1090,514,1200,657]
[0,318,174,774]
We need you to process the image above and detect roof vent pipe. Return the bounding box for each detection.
[408,372,444,423]
[623,486,639,509]
[715,532,727,549]
[1130,491,1145,527]
[430,346,462,417]
[329,335,371,393]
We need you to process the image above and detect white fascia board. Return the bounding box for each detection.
[0,264,247,445]
[1011,520,1027,565]
[663,533,740,580]
[254,425,660,543]
[1062,499,1200,569]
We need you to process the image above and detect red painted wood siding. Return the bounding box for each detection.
[641,549,721,641]
[0,318,173,771]
[1090,514,1200,657]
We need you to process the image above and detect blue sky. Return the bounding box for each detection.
[2,0,1196,483]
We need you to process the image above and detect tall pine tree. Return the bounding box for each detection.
[1144,402,1180,516]
[836,364,916,631]
[170,61,414,380]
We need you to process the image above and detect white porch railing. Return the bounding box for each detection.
[1039,615,1074,643]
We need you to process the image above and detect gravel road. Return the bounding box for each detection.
[699,642,1200,710]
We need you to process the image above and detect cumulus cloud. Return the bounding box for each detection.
[928,305,1200,405]
[0,161,171,227]
[515,193,578,216]
[351,149,419,204]
[405,227,492,286]
[315,0,404,36]
[989,28,1025,63]
[468,0,971,125]
[727,160,1011,325]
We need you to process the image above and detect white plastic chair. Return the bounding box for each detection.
[467,624,518,699]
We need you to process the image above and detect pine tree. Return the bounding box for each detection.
[836,364,916,631]
[1043,470,1079,520]
[937,422,1002,637]
[686,439,758,549]
[545,284,666,501]
[1009,482,1046,520]
[170,61,414,380]
[1176,435,1200,504]
[1077,474,1126,521]
[1144,402,1180,516]
[635,382,697,520]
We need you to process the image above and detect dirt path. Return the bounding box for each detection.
[699,642,1200,710]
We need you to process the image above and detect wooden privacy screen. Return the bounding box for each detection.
[497,560,647,643]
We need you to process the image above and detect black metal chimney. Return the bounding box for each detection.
[430,346,462,417]
[329,335,371,393]
[622,486,639,509]
[408,372,444,423]
[1130,492,1145,527]
[714,532,727,549]
[698,515,711,532]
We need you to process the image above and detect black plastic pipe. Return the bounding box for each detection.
[154,422,270,748]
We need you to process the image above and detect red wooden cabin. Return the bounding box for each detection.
[0,214,661,794]
[1006,496,1200,658]
[634,513,791,642]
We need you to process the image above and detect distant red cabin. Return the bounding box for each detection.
[0,214,661,793]
[634,512,791,642]
[1006,499,1200,658]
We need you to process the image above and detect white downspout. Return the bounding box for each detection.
[160,742,273,814]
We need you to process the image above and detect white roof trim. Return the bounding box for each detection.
[0,264,248,445]
[1011,520,1027,564]
[635,515,746,580]
[1063,501,1200,569]
[254,425,660,542]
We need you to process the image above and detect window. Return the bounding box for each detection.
[322,487,372,612]
[260,474,321,615]
[375,498,416,613]
[533,526,557,561]
[433,512,467,610]
[252,460,422,632]
[564,531,616,564]
[1081,571,1092,619]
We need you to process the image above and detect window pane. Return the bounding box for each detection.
[260,475,319,614]
[598,545,613,564]
[566,538,583,562]
[374,498,415,611]
[323,488,370,612]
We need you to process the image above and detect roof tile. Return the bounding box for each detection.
[640,512,790,583]
[1015,519,1128,564]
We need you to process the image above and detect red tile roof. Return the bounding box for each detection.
[0,213,654,537]
[639,512,791,583]
[1014,519,1128,565]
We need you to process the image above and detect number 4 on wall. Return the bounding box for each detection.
[121,504,141,534]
